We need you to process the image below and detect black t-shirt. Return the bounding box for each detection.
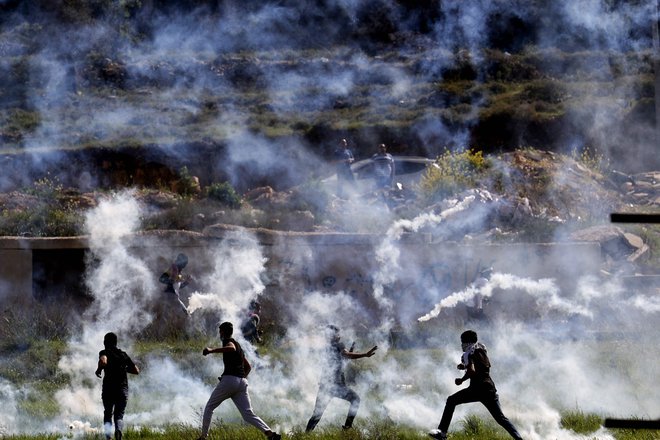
[221,338,246,378]
[99,347,136,390]
[322,339,346,386]
[468,348,496,392]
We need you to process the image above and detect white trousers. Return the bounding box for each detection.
[201,375,271,437]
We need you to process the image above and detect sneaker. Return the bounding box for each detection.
[269,433,282,440]
[428,429,447,440]
[341,425,352,430]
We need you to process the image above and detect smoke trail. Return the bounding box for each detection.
[373,195,477,311]
[187,229,267,318]
[3,193,658,439]
[418,273,592,322]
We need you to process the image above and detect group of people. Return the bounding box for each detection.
[96,327,523,440]
[334,138,396,197]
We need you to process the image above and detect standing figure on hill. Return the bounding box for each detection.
[159,252,191,315]
[333,138,355,198]
[371,143,395,189]
[305,325,378,431]
[198,321,281,440]
[241,300,263,345]
[95,332,140,440]
[428,330,523,440]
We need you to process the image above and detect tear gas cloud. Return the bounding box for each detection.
[3,191,657,438]
[1,1,659,437]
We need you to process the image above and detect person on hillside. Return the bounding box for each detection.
[159,252,191,315]
[95,332,140,440]
[333,138,355,198]
[198,321,282,440]
[305,325,378,431]
[428,330,523,440]
[371,143,395,189]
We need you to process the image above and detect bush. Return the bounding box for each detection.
[175,166,201,197]
[419,148,491,202]
[0,177,84,237]
[205,182,242,209]
[569,145,610,174]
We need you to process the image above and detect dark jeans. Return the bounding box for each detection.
[305,382,360,431]
[102,387,128,439]
[438,386,523,440]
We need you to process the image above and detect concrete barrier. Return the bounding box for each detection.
[1,227,602,317]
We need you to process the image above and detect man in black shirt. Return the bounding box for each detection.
[95,332,140,440]
[198,322,281,440]
[429,330,523,440]
[305,325,377,431]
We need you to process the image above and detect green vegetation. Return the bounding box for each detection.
[1,414,658,439]
[1,305,657,439]
[206,182,243,209]
[561,409,603,434]
[0,176,85,237]
[418,149,492,202]
[569,145,610,174]
[0,45,656,154]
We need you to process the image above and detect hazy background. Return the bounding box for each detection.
[0,1,659,438]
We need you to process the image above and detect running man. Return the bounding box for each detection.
[95,332,140,440]
[305,325,377,431]
[198,322,282,440]
[429,330,523,440]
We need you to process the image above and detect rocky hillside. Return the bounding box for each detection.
[1,148,658,274]
[0,2,658,272]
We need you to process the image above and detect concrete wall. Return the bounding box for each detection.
[0,230,602,324]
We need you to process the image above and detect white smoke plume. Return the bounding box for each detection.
[0,378,20,436]
[187,229,267,318]
[1,1,659,438]
[372,195,477,315]
[0,189,658,439]
[418,273,590,322]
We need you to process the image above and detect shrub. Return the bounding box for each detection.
[288,179,330,218]
[0,177,84,237]
[569,145,610,174]
[523,79,567,104]
[175,166,201,197]
[205,182,242,209]
[419,148,491,202]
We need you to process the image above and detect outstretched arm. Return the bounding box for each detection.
[203,342,236,356]
[342,345,378,360]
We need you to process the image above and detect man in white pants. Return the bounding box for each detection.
[197,321,282,440]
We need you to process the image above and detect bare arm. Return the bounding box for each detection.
[455,361,475,385]
[128,363,140,375]
[342,345,377,360]
[95,355,108,378]
[203,342,236,356]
